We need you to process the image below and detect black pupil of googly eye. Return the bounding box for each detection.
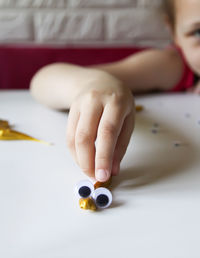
[96,194,109,207]
[78,186,91,198]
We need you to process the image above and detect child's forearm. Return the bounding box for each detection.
[30,48,183,110]
[90,49,183,93]
[30,63,122,110]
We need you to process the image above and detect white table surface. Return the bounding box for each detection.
[0,90,200,258]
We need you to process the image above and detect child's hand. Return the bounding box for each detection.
[66,73,135,182]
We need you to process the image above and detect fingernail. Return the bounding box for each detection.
[96,169,110,182]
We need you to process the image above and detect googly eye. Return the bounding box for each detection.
[75,180,94,199]
[92,187,112,209]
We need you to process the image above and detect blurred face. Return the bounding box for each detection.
[174,0,200,75]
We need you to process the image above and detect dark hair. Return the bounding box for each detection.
[162,0,175,26]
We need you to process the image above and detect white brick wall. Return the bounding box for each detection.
[0,0,171,47]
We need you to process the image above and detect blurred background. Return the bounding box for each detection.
[0,0,171,89]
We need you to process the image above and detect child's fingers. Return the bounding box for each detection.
[111,110,135,176]
[75,102,103,178]
[95,103,125,182]
[66,104,80,163]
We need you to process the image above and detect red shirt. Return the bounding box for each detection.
[170,47,195,92]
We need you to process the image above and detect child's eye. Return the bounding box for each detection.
[193,29,200,38]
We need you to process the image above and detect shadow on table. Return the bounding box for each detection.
[111,113,198,192]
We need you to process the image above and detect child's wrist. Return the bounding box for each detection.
[73,69,123,99]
